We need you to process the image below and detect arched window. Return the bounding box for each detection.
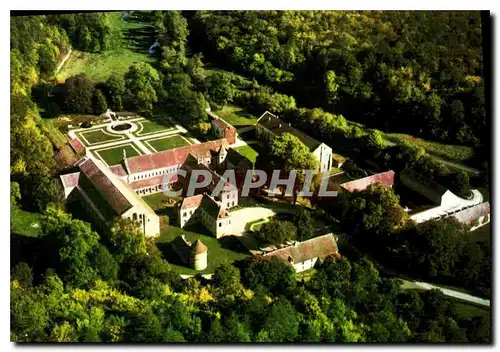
[133,213,137,221]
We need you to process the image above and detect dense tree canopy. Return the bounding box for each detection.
[191,11,486,147]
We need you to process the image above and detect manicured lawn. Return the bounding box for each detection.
[234,145,259,164]
[11,210,43,237]
[156,224,250,275]
[214,104,259,126]
[134,119,175,137]
[384,133,474,163]
[56,12,156,83]
[94,143,141,165]
[144,135,191,152]
[142,193,181,211]
[451,300,490,321]
[76,128,124,146]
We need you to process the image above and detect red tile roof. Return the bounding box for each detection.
[68,138,85,154]
[60,172,81,189]
[212,118,230,129]
[264,233,338,264]
[109,164,128,177]
[180,194,204,209]
[450,202,490,224]
[340,170,395,192]
[124,139,229,174]
[129,175,167,190]
[78,157,133,215]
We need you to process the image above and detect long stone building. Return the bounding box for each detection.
[60,156,161,236]
[60,138,242,238]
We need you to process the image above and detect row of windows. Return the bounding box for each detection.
[132,166,179,181]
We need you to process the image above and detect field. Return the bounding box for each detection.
[93,143,142,166]
[234,145,259,164]
[133,119,175,137]
[384,133,474,163]
[76,128,125,146]
[156,224,250,275]
[56,12,157,83]
[11,210,42,237]
[213,104,259,126]
[143,135,191,152]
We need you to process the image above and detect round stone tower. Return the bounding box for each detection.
[191,239,208,271]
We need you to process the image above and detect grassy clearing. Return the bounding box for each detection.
[214,104,259,126]
[40,119,67,148]
[134,119,175,137]
[56,12,156,83]
[144,135,191,152]
[156,224,250,275]
[94,143,141,165]
[234,145,259,164]
[76,128,124,146]
[11,210,43,237]
[384,133,474,163]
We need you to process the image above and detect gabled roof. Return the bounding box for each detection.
[122,139,230,173]
[71,157,156,220]
[340,171,395,192]
[60,172,80,189]
[264,233,338,264]
[200,195,228,219]
[211,118,234,130]
[257,111,322,151]
[78,157,133,216]
[180,194,204,210]
[450,202,490,224]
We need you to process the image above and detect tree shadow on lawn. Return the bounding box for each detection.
[123,26,156,55]
[218,235,250,254]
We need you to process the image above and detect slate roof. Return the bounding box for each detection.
[449,202,490,224]
[122,139,230,174]
[264,233,338,264]
[257,111,322,151]
[340,170,395,192]
[68,138,85,154]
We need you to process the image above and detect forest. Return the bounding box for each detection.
[188,11,487,148]
[10,11,490,343]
